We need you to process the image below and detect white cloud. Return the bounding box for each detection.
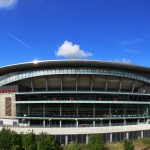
[121,38,142,46]
[114,58,131,64]
[124,48,138,53]
[0,0,17,9]
[55,41,92,59]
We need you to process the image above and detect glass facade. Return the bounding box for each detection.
[15,92,150,127]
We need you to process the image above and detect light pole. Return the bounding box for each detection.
[49,119,51,127]
[23,113,27,127]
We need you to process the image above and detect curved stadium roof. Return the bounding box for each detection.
[0,60,150,75]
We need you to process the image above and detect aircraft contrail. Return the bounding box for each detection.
[0,27,35,52]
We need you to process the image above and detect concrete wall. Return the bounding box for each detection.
[0,124,149,144]
[0,118,18,126]
[0,93,14,118]
[1,124,150,135]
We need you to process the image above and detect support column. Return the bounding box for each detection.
[109,104,112,117]
[31,79,34,92]
[28,120,30,127]
[126,132,129,140]
[93,104,95,118]
[105,81,108,91]
[138,104,139,117]
[124,119,126,125]
[28,104,30,117]
[76,120,78,127]
[93,120,95,127]
[110,133,112,143]
[60,120,62,128]
[61,75,63,91]
[146,106,148,117]
[43,120,45,127]
[65,135,68,145]
[86,134,89,144]
[141,131,143,138]
[124,104,126,117]
[132,82,135,93]
[119,80,122,92]
[49,119,51,127]
[90,75,93,91]
[105,76,109,91]
[76,104,78,118]
[109,120,111,126]
[45,76,48,91]
[60,104,62,117]
[43,104,45,117]
[76,74,78,91]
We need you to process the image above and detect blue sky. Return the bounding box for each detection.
[0,0,150,67]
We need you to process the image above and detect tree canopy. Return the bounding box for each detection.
[88,134,105,150]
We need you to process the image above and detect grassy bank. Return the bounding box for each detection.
[63,138,150,150]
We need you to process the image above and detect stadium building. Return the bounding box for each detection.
[0,60,150,144]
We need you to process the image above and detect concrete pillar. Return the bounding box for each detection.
[93,104,95,118]
[141,131,143,138]
[43,104,45,117]
[76,74,78,91]
[105,81,108,91]
[132,82,135,93]
[86,134,89,144]
[60,120,62,128]
[28,120,30,127]
[110,133,112,143]
[90,75,93,91]
[137,119,140,124]
[45,76,48,91]
[43,120,45,127]
[61,75,63,91]
[76,120,78,127]
[126,132,129,140]
[93,120,95,127]
[28,104,30,118]
[31,79,34,92]
[124,119,126,125]
[76,105,78,118]
[65,135,68,145]
[119,81,122,92]
[109,120,111,126]
[60,104,62,116]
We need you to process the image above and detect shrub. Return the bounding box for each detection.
[0,128,21,150]
[67,141,81,150]
[123,140,135,150]
[88,134,105,150]
[36,132,60,150]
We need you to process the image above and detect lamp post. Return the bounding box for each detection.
[49,119,51,127]
[22,113,27,127]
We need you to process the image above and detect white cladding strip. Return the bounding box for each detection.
[14,100,150,105]
[0,68,149,86]
[1,124,150,135]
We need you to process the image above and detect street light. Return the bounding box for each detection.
[49,119,51,127]
[22,114,27,127]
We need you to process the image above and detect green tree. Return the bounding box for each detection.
[123,140,135,150]
[22,130,36,150]
[88,134,105,150]
[36,132,60,150]
[67,141,81,150]
[0,128,21,150]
